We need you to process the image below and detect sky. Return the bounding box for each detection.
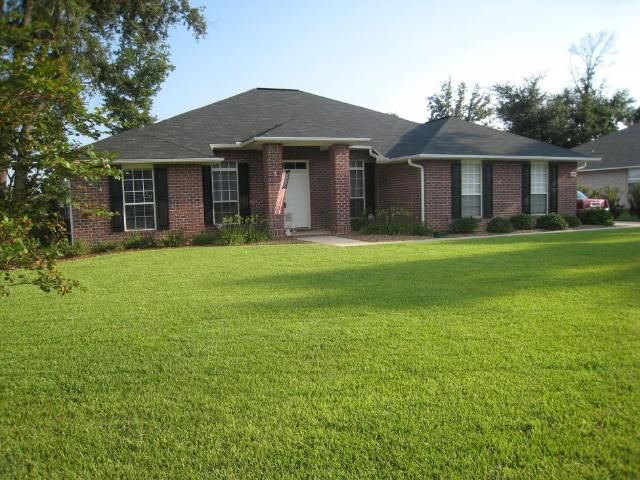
[152,0,640,124]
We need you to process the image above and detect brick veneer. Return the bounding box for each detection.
[261,144,285,236]
[376,163,421,216]
[493,162,523,219]
[558,162,578,214]
[328,144,351,234]
[374,160,576,231]
[71,164,205,244]
[213,149,265,218]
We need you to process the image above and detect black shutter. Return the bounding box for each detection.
[202,165,213,226]
[548,163,559,213]
[451,160,462,219]
[238,163,251,217]
[522,162,531,214]
[365,162,376,213]
[482,162,493,218]
[109,166,124,232]
[154,167,169,230]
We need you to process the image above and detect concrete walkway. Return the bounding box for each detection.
[297,222,640,247]
[297,235,369,246]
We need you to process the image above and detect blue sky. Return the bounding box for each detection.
[154,0,639,123]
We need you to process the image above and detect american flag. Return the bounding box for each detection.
[274,170,290,215]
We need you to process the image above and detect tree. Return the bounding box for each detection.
[494,32,636,147]
[427,78,493,124]
[0,1,207,296]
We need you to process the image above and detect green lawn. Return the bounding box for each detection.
[1,229,640,479]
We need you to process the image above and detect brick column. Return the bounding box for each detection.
[262,143,285,236]
[558,162,578,215]
[328,144,351,235]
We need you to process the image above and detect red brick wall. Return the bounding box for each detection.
[261,144,285,236]
[71,164,205,244]
[493,162,523,219]
[424,161,452,230]
[328,144,351,234]
[558,162,577,214]
[376,163,421,217]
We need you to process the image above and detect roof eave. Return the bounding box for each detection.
[379,153,600,164]
[112,157,224,165]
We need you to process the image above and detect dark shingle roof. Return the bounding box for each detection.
[387,117,589,159]
[92,88,417,158]
[91,88,590,160]
[573,123,640,170]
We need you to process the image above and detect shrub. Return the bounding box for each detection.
[535,213,568,231]
[191,231,222,246]
[629,184,640,217]
[578,208,614,226]
[597,186,624,219]
[122,233,159,250]
[356,208,431,236]
[93,240,123,253]
[450,217,480,234]
[562,214,582,228]
[509,213,535,230]
[220,215,271,245]
[161,230,186,247]
[58,239,91,258]
[487,217,513,234]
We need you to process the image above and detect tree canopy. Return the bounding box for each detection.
[0,0,207,295]
[426,78,493,124]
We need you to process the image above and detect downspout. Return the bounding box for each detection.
[407,159,425,224]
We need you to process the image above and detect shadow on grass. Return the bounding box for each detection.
[223,231,640,313]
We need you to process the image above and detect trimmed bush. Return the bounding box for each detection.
[220,215,271,245]
[161,230,186,247]
[59,239,91,258]
[535,213,568,231]
[191,231,222,246]
[450,217,480,234]
[487,217,513,234]
[578,209,614,226]
[510,213,535,230]
[93,240,123,253]
[122,233,159,250]
[562,214,582,228]
[355,208,431,236]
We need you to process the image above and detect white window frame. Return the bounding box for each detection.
[628,168,640,188]
[349,160,366,218]
[211,160,240,225]
[122,165,157,232]
[461,160,482,218]
[530,162,549,215]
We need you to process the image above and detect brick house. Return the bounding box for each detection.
[70,88,597,243]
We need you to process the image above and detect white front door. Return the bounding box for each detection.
[283,162,310,229]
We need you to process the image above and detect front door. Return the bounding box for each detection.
[283,161,310,229]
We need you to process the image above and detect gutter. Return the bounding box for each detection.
[407,159,425,224]
[379,153,600,164]
[112,157,224,165]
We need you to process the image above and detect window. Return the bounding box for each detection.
[212,161,239,224]
[461,161,482,217]
[123,167,156,230]
[629,168,640,191]
[531,162,548,214]
[350,160,365,218]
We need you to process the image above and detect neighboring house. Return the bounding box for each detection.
[70,88,597,243]
[574,123,640,206]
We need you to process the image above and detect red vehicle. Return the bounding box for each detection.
[577,190,609,212]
